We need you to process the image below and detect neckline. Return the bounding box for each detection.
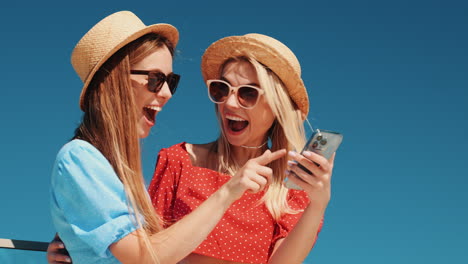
[179,142,230,177]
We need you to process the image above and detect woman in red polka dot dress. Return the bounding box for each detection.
[148,34,337,264]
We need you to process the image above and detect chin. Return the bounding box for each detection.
[226,139,242,147]
[223,130,247,147]
[138,128,150,139]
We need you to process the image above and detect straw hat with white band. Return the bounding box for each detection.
[201,33,309,118]
[71,11,179,110]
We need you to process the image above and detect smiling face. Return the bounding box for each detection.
[130,45,174,138]
[217,60,276,147]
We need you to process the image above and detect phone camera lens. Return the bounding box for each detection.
[312,141,319,149]
[320,139,327,145]
[317,135,322,141]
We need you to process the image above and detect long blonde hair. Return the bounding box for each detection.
[215,56,307,220]
[74,33,174,263]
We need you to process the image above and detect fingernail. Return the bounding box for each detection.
[58,243,64,248]
[287,160,296,167]
[288,151,297,157]
[284,169,290,175]
[66,257,72,262]
[303,151,313,157]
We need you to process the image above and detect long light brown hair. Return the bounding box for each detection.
[214,56,307,220]
[74,33,174,263]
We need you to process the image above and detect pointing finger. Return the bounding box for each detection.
[254,149,287,165]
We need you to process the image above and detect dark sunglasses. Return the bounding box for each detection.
[207,79,265,109]
[130,70,180,94]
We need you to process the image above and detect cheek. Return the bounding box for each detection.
[261,111,275,128]
[251,107,275,131]
[134,88,151,107]
[258,101,275,126]
[131,79,151,106]
[137,93,148,105]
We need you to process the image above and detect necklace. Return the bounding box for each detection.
[240,141,268,149]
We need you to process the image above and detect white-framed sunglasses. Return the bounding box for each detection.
[207,79,265,109]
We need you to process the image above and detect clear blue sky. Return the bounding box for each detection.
[1,0,467,263]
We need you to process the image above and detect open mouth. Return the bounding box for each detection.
[226,114,249,133]
[143,105,161,124]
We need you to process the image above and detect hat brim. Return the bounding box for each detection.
[201,35,309,118]
[79,23,178,110]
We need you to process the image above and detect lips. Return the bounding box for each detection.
[143,105,162,125]
[225,113,249,133]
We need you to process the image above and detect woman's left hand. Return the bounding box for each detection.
[286,151,335,208]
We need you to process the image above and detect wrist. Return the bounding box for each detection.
[214,185,238,210]
[306,199,328,214]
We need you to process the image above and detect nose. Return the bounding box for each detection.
[224,90,240,109]
[156,81,173,101]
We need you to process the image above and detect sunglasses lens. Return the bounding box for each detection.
[209,81,230,102]
[238,86,259,108]
[167,74,180,95]
[148,72,165,93]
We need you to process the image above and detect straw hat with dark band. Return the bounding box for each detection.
[201,33,309,118]
[71,11,179,110]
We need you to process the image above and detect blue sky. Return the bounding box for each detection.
[1,0,467,263]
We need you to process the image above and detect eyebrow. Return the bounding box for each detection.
[131,69,175,75]
[220,76,260,87]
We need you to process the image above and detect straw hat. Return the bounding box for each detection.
[71,11,179,110]
[201,33,309,118]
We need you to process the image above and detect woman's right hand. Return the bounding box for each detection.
[223,149,287,200]
[46,233,72,264]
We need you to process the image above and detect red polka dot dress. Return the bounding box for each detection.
[148,143,322,264]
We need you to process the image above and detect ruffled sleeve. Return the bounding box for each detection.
[148,147,182,227]
[271,189,322,249]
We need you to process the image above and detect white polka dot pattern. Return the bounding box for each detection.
[147,142,318,264]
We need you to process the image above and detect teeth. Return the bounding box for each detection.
[145,106,162,112]
[225,114,245,121]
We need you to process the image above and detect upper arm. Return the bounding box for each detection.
[50,141,138,259]
[271,238,285,257]
[110,229,148,264]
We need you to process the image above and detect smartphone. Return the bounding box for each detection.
[284,129,343,190]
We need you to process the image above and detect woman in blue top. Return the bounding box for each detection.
[49,11,286,264]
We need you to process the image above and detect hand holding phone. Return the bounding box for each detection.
[284,129,343,190]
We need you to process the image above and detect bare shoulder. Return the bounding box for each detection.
[185,142,216,168]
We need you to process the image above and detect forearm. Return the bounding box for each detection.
[112,186,236,264]
[113,149,288,264]
[269,203,326,264]
[150,186,235,263]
